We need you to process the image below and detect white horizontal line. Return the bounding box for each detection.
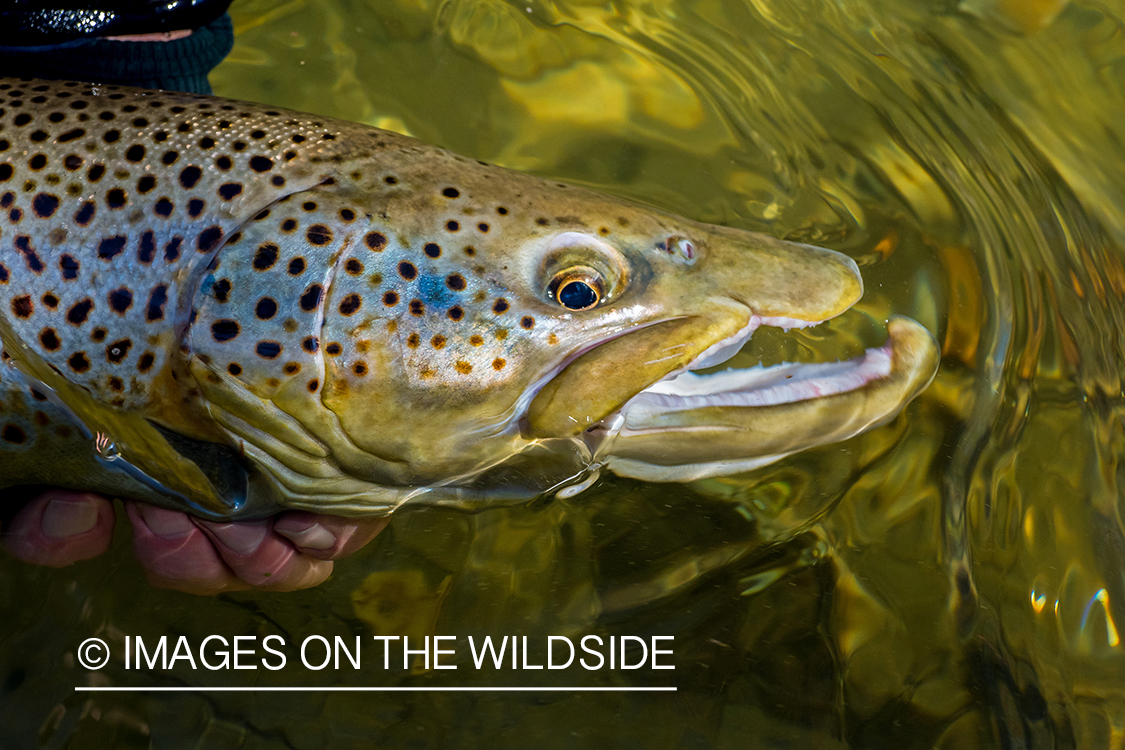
[75,686,676,693]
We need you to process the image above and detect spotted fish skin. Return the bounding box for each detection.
[0,78,924,519]
[0,77,557,512]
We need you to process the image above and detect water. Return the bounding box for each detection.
[3,0,1124,746]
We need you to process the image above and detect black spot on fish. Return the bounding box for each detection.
[344,258,363,275]
[249,156,272,172]
[325,343,341,356]
[15,236,44,273]
[300,284,324,312]
[146,285,167,321]
[398,261,417,280]
[68,352,89,373]
[59,254,79,279]
[218,183,243,201]
[383,291,398,306]
[409,299,424,316]
[125,144,145,162]
[73,201,96,226]
[306,224,332,245]
[365,232,387,251]
[447,274,466,291]
[228,362,242,375]
[448,306,464,321]
[253,244,279,270]
[138,352,154,372]
[87,164,105,182]
[32,193,58,218]
[339,208,355,222]
[67,298,92,325]
[103,129,120,143]
[199,136,215,149]
[0,164,11,182]
[57,125,84,142]
[11,295,32,318]
[28,154,46,171]
[106,187,126,209]
[197,226,223,253]
[163,236,182,262]
[137,231,156,264]
[212,278,231,303]
[339,294,361,316]
[215,155,232,171]
[288,257,306,275]
[179,166,202,189]
[256,341,281,359]
[302,336,319,353]
[154,198,174,217]
[107,288,133,314]
[521,316,535,329]
[98,236,126,260]
[187,198,205,218]
[63,154,83,170]
[2,424,26,444]
[442,187,460,198]
[493,298,509,313]
[39,328,60,351]
[211,319,239,341]
[137,175,156,194]
[161,150,179,165]
[106,339,132,363]
[424,243,441,258]
[255,297,277,320]
[41,294,57,309]
[281,218,297,233]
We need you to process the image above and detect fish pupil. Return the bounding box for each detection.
[558,280,598,310]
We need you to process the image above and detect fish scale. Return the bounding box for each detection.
[0,77,938,519]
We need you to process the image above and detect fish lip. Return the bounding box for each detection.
[580,312,894,446]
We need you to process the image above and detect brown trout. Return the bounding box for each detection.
[0,78,938,520]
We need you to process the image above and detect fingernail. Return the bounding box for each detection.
[210,521,268,555]
[41,498,99,539]
[276,522,336,551]
[137,504,194,539]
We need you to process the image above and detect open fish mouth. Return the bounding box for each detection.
[585,315,940,482]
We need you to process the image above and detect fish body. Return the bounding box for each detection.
[0,78,939,519]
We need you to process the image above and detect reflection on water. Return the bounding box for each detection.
[3,0,1124,746]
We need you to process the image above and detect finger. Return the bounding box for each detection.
[126,501,250,595]
[273,512,390,560]
[2,490,115,566]
[197,518,334,592]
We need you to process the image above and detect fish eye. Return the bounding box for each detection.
[549,268,603,311]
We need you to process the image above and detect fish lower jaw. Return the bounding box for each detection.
[620,343,894,418]
[584,316,940,482]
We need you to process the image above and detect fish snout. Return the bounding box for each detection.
[697,230,863,324]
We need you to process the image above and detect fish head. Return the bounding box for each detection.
[299,162,921,503]
[188,149,935,516]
